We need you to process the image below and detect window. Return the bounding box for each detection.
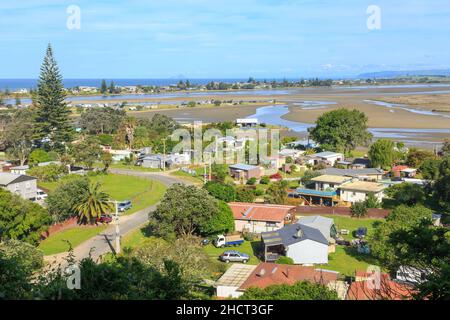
[266,222,277,227]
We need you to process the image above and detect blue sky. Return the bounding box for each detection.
[1,0,450,78]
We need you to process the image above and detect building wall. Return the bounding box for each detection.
[216,286,244,299]
[340,190,384,203]
[6,179,37,200]
[142,159,161,169]
[286,239,328,265]
[235,219,284,234]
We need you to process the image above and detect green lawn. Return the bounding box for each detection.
[322,215,383,240]
[121,226,148,249]
[40,174,166,215]
[38,225,107,256]
[109,163,162,172]
[203,240,262,265]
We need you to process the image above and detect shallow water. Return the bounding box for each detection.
[364,100,450,118]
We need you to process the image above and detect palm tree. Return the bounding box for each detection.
[74,182,113,224]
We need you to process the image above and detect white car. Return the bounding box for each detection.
[36,189,48,201]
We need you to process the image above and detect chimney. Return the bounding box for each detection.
[257,269,266,277]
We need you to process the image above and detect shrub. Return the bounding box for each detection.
[275,256,294,265]
[247,177,257,185]
[260,176,270,184]
[26,164,65,182]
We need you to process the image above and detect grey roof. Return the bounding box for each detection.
[321,168,385,177]
[312,152,342,158]
[229,163,259,171]
[0,173,36,186]
[299,216,334,230]
[262,223,328,247]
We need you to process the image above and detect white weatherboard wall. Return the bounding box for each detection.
[286,239,328,265]
[6,179,37,200]
[216,286,244,299]
[340,190,384,203]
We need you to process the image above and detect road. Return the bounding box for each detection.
[45,169,192,265]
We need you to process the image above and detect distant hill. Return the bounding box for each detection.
[358,69,450,79]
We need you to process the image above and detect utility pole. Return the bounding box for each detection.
[109,200,121,255]
[162,138,166,172]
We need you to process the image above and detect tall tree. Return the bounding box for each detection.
[368,139,396,169]
[34,44,72,150]
[308,109,372,154]
[100,79,108,94]
[3,109,34,165]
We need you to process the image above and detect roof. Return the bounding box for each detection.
[311,175,352,184]
[312,151,343,158]
[392,165,409,171]
[229,163,260,171]
[347,273,413,300]
[215,264,257,288]
[295,188,337,197]
[228,202,295,222]
[0,173,36,186]
[10,165,29,170]
[340,181,386,193]
[239,263,339,290]
[298,216,334,230]
[262,223,329,247]
[321,168,385,177]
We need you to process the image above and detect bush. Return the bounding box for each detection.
[247,177,257,185]
[260,176,270,185]
[235,187,256,203]
[203,181,236,202]
[351,201,368,218]
[29,149,51,166]
[26,164,65,182]
[275,256,294,265]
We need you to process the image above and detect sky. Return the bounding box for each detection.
[1,0,450,79]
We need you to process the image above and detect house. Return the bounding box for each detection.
[228,202,296,233]
[298,216,337,242]
[236,118,258,128]
[279,148,305,159]
[0,173,37,200]
[109,149,133,162]
[229,164,262,181]
[347,271,413,300]
[261,156,286,170]
[351,157,371,169]
[392,165,417,178]
[141,152,190,169]
[215,262,345,299]
[310,175,353,191]
[321,168,385,181]
[261,223,329,265]
[10,165,29,175]
[339,181,386,204]
[307,152,344,166]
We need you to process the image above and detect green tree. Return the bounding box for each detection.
[73,182,113,224]
[79,107,126,134]
[246,177,257,185]
[308,109,372,154]
[351,201,368,218]
[148,184,218,240]
[26,163,65,182]
[100,79,108,94]
[199,201,235,235]
[265,181,288,204]
[109,80,116,94]
[370,205,432,264]
[203,181,236,202]
[69,137,102,169]
[260,176,270,185]
[34,44,72,150]
[385,183,426,206]
[368,139,396,169]
[301,170,322,187]
[239,281,339,300]
[28,148,52,166]
[3,109,34,165]
[235,187,256,202]
[406,149,435,168]
[364,192,381,208]
[420,158,442,180]
[211,163,228,183]
[46,177,90,223]
[101,151,113,172]
[0,189,51,245]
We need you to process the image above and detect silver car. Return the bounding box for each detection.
[219,251,250,263]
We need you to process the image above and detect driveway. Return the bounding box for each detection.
[44,169,192,265]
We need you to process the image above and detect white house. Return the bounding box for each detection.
[109,149,133,162]
[0,173,37,200]
[262,223,330,265]
[339,181,386,204]
[10,165,29,175]
[308,152,344,166]
[310,175,353,191]
[298,216,337,242]
[236,118,258,128]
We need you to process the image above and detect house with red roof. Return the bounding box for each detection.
[228,202,296,233]
[215,262,348,299]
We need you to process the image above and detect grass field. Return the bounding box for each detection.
[322,215,383,240]
[38,225,107,256]
[121,226,148,249]
[203,240,262,265]
[40,174,166,215]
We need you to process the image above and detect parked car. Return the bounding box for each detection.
[201,239,210,246]
[355,227,368,239]
[97,214,113,224]
[36,189,48,201]
[219,251,250,263]
[118,200,132,212]
[214,234,244,248]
